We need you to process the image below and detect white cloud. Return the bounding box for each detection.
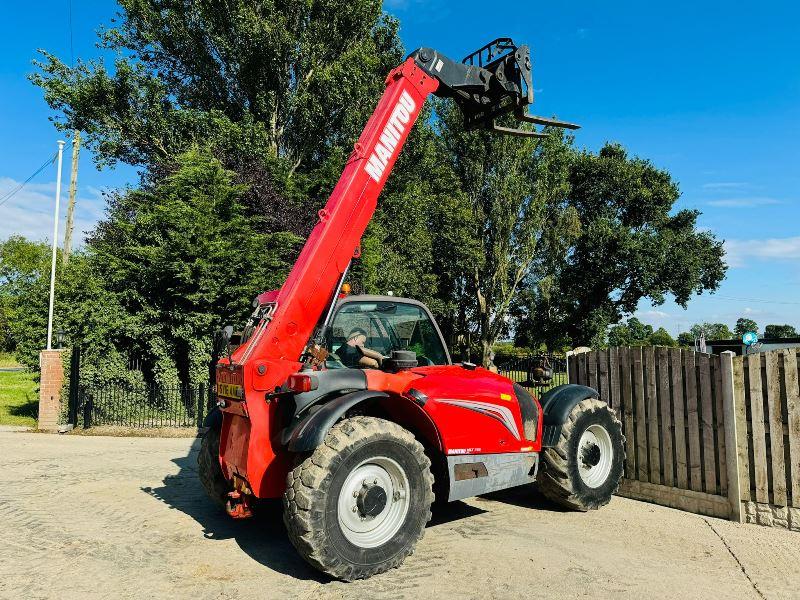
[707,197,781,208]
[724,236,800,268]
[638,310,670,319]
[0,177,105,246]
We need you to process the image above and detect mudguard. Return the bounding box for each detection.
[203,406,223,432]
[287,390,389,452]
[538,384,599,447]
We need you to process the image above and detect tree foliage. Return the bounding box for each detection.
[763,324,798,339]
[689,322,733,341]
[734,317,758,337]
[31,0,402,175]
[515,144,726,349]
[0,237,51,351]
[649,327,677,347]
[607,317,653,347]
[604,317,675,347]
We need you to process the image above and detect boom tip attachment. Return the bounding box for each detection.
[411,37,580,138]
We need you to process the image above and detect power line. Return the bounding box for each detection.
[0,152,59,208]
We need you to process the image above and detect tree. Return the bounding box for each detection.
[435,105,577,366]
[690,322,733,340]
[606,323,629,347]
[606,317,653,347]
[677,332,695,347]
[763,324,798,339]
[31,0,402,176]
[734,317,758,337]
[0,236,51,351]
[515,143,726,349]
[649,327,676,347]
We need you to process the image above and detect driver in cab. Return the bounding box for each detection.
[338,327,381,369]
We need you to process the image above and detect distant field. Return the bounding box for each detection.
[0,370,38,427]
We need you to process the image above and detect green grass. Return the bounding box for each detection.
[0,370,38,427]
[0,352,23,369]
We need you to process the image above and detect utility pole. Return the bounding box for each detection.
[62,130,80,265]
[47,140,66,351]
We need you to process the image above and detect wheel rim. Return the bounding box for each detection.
[577,424,613,488]
[337,456,410,548]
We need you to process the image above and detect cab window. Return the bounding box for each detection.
[326,301,448,368]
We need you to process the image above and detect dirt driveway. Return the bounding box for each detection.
[0,432,797,600]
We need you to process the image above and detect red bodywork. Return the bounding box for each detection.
[216,58,542,499]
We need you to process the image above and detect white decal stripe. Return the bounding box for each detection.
[437,399,521,440]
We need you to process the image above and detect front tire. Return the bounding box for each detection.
[283,416,433,581]
[537,398,624,511]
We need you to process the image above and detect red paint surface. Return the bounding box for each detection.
[410,366,543,455]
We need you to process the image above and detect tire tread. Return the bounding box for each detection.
[537,398,625,511]
[197,428,229,507]
[283,416,433,581]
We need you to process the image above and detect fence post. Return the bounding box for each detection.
[566,350,574,384]
[68,346,81,425]
[83,396,93,429]
[197,383,205,428]
[720,351,743,523]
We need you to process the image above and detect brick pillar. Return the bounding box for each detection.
[38,349,65,431]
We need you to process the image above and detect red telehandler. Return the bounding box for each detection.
[199,38,624,580]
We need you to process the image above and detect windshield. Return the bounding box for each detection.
[326,301,448,368]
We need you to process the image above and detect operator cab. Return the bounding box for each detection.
[323,295,451,369]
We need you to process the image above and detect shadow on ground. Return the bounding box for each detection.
[143,439,567,581]
[143,439,326,582]
[9,396,38,419]
[481,482,572,513]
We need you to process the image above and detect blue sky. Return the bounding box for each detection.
[1,1,798,337]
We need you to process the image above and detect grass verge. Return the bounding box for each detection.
[0,352,23,369]
[0,370,38,427]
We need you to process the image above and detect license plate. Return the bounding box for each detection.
[217,382,244,399]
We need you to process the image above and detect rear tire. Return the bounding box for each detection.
[283,416,433,581]
[198,427,229,507]
[537,398,624,511]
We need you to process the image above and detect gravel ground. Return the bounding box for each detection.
[0,431,797,600]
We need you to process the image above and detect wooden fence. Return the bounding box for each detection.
[735,351,800,511]
[568,347,800,526]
